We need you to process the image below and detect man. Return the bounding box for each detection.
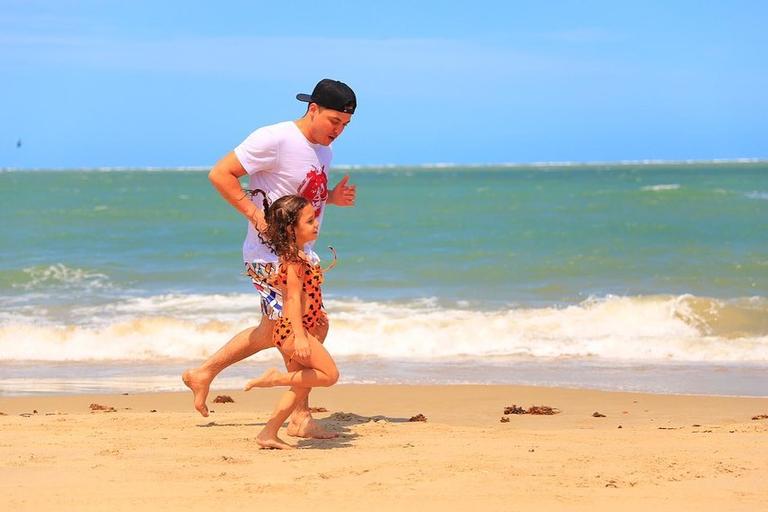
[182,79,357,439]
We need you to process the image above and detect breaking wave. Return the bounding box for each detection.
[1,294,767,363]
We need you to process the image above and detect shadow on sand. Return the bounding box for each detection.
[196,411,413,450]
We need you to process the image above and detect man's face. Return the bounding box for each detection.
[308,104,352,145]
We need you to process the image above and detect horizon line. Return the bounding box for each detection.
[2,157,767,172]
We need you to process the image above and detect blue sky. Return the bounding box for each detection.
[2,1,767,168]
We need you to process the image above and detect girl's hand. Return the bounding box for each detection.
[293,335,311,361]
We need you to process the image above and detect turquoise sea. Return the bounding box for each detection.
[1,162,767,396]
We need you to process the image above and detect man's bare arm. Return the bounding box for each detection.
[208,151,266,230]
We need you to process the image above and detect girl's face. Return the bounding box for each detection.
[293,203,319,246]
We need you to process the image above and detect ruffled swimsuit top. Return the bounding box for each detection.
[267,259,327,349]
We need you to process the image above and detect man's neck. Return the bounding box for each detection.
[294,117,315,144]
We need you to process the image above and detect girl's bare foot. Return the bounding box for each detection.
[287,414,338,439]
[244,368,282,391]
[182,369,211,417]
[256,432,294,450]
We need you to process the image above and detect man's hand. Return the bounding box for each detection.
[252,217,268,234]
[249,208,268,234]
[328,175,356,206]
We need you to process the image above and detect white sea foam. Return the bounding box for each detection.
[13,263,113,291]
[745,191,768,201]
[70,292,261,325]
[641,184,680,192]
[0,317,249,361]
[2,295,767,363]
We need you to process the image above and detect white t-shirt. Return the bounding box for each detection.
[234,121,332,264]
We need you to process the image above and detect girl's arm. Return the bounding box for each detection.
[284,262,310,359]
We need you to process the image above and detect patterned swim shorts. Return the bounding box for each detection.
[244,262,283,320]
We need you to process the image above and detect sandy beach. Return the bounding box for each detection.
[1,384,767,511]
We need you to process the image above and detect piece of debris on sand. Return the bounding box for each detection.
[527,405,560,415]
[503,405,561,416]
[89,403,117,412]
[309,407,328,413]
[328,412,359,422]
[408,414,427,422]
[593,412,607,417]
[752,414,768,420]
[213,395,234,403]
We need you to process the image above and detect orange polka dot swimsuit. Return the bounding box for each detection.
[268,260,327,352]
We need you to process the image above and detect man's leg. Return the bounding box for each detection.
[182,316,275,417]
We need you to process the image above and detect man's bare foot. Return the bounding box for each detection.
[244,368,282,391]
[256,432,294,450]
[182,368,211,417]
[287,415,338,439]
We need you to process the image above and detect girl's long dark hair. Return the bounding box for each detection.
[257,194,311,263]
[245,188,270,214]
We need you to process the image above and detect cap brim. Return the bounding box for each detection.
[296,93,313,103]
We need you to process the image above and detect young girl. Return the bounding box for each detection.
[244,194,339,450]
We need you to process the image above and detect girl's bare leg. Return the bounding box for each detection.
[244,334,339,390]
[286,321,336,438]
[257,386,311,450]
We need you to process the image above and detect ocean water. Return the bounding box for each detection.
[1,162,767,396]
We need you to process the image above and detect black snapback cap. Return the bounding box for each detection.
[296,79,356,114]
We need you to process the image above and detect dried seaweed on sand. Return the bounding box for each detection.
[89,403,117,412]
[503,405,560,416]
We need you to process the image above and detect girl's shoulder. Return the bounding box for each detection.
[278,259,324,285]
[277,258,311,277]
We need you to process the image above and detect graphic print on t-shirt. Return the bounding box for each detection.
[298,166,328,217]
